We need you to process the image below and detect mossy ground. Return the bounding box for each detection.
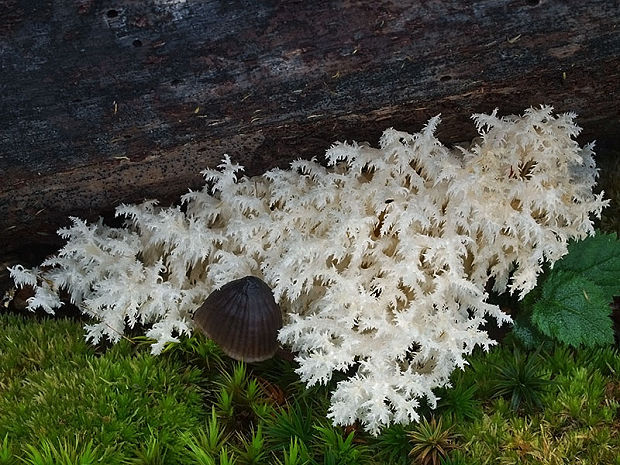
[0,312,618,465]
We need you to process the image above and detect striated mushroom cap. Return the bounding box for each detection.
[193,276,283,362]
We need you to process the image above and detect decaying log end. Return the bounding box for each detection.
[1,0,618,267]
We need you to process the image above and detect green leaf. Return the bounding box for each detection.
[555,233,620,300]
[511,308,552,350]
[531,271,613,347]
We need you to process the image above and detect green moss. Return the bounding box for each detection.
[454,346,620,465]
[0,314,204,461]
[1,313,618,465]
[436,370,483,422]
[0,314,93,383]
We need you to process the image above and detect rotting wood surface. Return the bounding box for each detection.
[1,0,618,261]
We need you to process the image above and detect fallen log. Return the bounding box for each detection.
[1,0,618,263]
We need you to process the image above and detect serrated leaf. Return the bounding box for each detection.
[531,270,613,347]
[511,309,551,350]
[555,233,620,300]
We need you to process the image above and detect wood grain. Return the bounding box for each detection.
[1,0,618,259]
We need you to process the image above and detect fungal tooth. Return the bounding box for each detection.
[193,276,282,362]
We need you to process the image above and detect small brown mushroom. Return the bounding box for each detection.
[193,276,283,362]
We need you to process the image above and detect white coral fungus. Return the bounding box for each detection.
[10,107,607,433]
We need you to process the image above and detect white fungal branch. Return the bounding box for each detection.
[9,106,607,434]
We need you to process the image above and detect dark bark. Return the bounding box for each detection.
[1,0,619,261]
